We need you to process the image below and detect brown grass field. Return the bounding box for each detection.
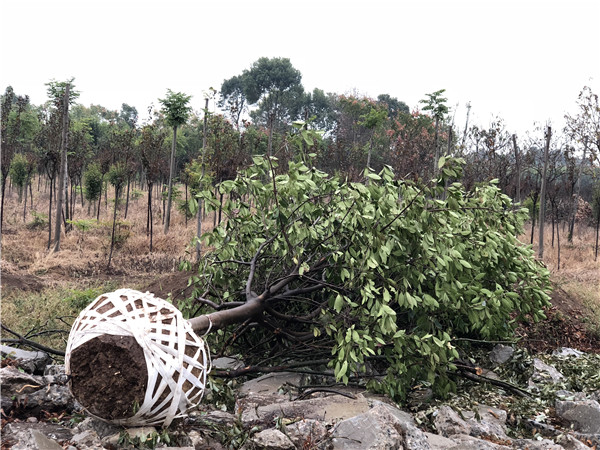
[1,178,599,353]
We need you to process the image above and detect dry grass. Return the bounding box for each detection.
[1,178,599,351]
[1,179,214,283]
[523,223,600,330]
[1,180,216,352]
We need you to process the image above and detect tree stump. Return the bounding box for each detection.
[65,289,210,426]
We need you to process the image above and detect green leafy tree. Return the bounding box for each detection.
[83,163,103,216]
[234,57,303,156]
[1,86,30,232]
[159,89,192,234]
[9,153,29,203]
[106,163,127,268]
[183,155,551,401]
[420,89,449,173]
[139,123,168,252]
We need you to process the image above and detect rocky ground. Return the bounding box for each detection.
[2,342,600,450]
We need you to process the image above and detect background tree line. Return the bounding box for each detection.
[2,58,599,260]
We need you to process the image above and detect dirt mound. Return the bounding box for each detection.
[1,272,45,293]
[516,286,600,354]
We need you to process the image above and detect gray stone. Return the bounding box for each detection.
[0,366,45,394]
[462,406,508,440]
[331,402,430,450]
[488,345,514,366]
[125,426,158,441]
[2,422,75,449]
[529,358,564,385]
[424,432,456,449]
[444,434,511,449]
[239,372,304,397]
[187,429,206,448]
[433,406,471,437]
[76,416,122,438]
[511,438,563,449]
[555,434,592,450]
[70,429,99,446]
[284,419,328,448]
[1,344,52,374]
[552,347,585,358]
[28,383,76,411]
[212,356,245,370]
[555,399,600,433]
[240,392,371,426]
[250,428,295,449]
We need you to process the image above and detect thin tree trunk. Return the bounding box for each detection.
[107,186,120,269]
[512,134,521,204]
[164,125,177,234]
[568,137,587,243]
[48,176,54,249]
[537,126,551,260]
[53,84,70,253]
[556,215,561,271]
[196,97,209,262]
[29,180,34,210]
[595,212,599,262]
[124,177,131,219]
[22,179,28,222]
[0,177,6,234]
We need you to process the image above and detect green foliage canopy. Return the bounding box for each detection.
[185,155,551,401]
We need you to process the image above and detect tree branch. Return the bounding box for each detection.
[1,323,65,357]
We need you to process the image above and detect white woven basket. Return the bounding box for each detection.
[65,289,210,427]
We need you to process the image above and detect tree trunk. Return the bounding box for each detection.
[568,138,587,243]
[22,179,28,223]
[537,126,551,260]
[512,134,521,204]
[107,186,120,269]
[197,96,208,262]
[124,177,131,219]
[48,176,54,249]
[53,84,70,253]
[164,125,177,234]
[556,214,561,271]
[147,182,154,253]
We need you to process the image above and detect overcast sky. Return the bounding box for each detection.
[1,0,598,136]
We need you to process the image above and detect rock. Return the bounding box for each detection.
[240,392,371,426]
[462,406,509,440]
[125,426,158,440]
[552,347,584,358]
[12,429,64,450]
[447,434,512,449]
[488,344,514,366]
[331,401,430,450]
[555,434,592,450]
[212,356,245,370]
[76,416,122,438]
[250,428,295,449]
[529,358,564,385]
[187,429,206,448]
[555,399,600,433]
[69,429,100,446]
[424,432,456,449]
[510,438,563,449]
[433,405,471,437]
[28,383,76,413]
[239,372,304,398]
[284,418,328,448]
[2,422,74,449]
[1,344,52,374]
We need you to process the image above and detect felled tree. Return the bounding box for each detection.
[182,153,551,400]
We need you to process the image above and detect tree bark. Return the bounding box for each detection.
[537,126,551,260]
[53,84,70,252]
[164,125,177,234]
[512,134,521,204]
[568,137,587,243]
